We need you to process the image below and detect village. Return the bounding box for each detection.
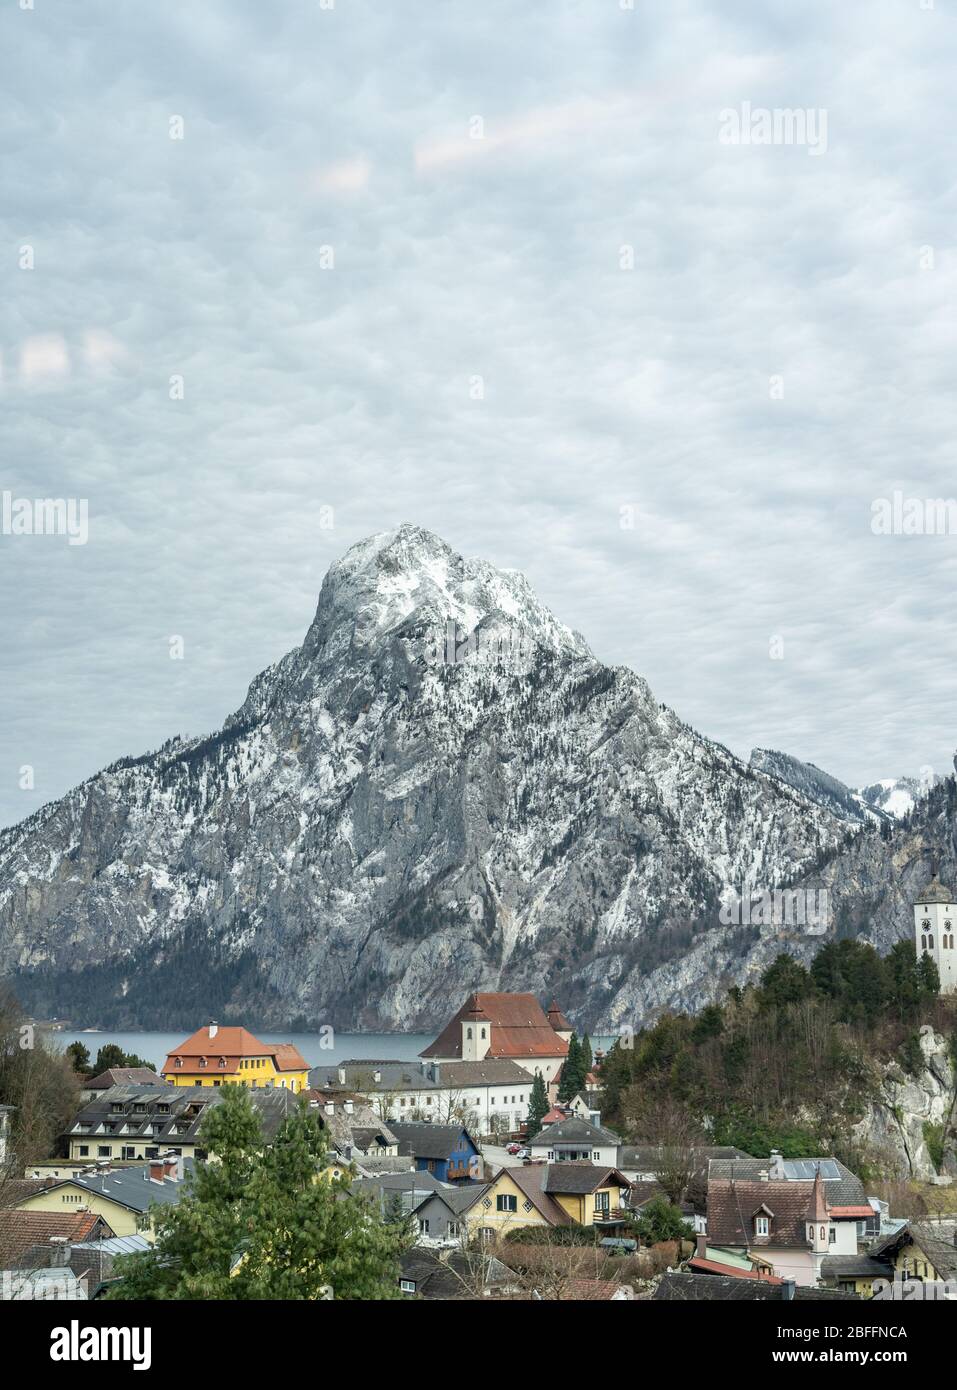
[3,869,957,1304]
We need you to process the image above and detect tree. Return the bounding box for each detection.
[527,1073,549,1136]
[107,1087,410,1300]
[93,1043,156,1073]
[558,1034,586,1102]
[0,989,80,1198]
[633,1197,693,1246]
[758,955,812,1011]
[65,1041,91,1074]
[580,1033,593,1076]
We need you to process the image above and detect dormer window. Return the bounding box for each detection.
[754,1215,769,1237]
[199,1057,207,1068]
[174,1058,182,1068]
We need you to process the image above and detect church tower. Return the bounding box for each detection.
[914,872,957,994]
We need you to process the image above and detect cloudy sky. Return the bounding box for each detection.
[2,0,956,828]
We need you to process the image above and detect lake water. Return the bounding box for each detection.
[53,1030,432,1072]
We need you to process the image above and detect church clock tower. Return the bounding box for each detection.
[914,872,957,994]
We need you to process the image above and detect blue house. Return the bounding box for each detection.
[387,1122,482,1182]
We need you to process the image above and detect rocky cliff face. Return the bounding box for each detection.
[0,524,863,1032]
[854,1026,957,1181]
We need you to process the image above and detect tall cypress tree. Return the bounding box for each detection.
[527,1072,549,1135]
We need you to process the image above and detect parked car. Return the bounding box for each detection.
[516,1148,530,1159]
[505,1142,521,1155]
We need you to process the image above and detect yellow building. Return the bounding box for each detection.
[161,1024,309,1093]
[460,1163,631,1239]
[14,1155,189,1243]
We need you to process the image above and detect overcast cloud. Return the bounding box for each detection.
[1,0,956,827]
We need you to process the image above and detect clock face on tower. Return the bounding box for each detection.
[922,920,931,930]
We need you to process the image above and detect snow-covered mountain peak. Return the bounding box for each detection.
[303,523,590,662]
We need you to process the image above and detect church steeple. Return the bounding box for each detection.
[914,871,957,994]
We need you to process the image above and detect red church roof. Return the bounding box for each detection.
[420,993,570,1060]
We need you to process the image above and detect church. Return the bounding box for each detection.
[420,993,572,1085]
[914,873,957,994]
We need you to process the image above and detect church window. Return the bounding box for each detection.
[466,1028,472,1040]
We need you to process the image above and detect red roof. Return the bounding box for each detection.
[0,1208,108,1265]
[829,1205,874,1220]
[162,1026,307,1075]
[421,994,569,1060]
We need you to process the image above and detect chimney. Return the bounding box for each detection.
[163,1155,178,1180]
[95,1158,112,1175]
[782,1279,796,1301]
[769,1150,786,1180]
[325,1101,335,1116]
[149,1159,165,1183]
[337,1066,346,1085]
[758,1168,769,1182]
[432,1062,441,1084]
[344,1099,354,1115]
[49,1236,70,1268]
[208,1020,218,1040]
[695,1232,707,1259]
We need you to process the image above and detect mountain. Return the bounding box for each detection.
[855,776,939,822]
[0,525,944,1032]
[748,748,884,825]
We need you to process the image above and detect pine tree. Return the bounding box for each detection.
[527,1073,549,1135]
[558,1034,583,1102]
[106,1086,410,1301]
[580,1033,593,1077]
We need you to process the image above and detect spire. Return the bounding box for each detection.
[808,1167,828,1222]
[546,999,572,1033]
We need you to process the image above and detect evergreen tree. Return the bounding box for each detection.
[526,1073,549,1135]
[580,1033,593,1076]
[558,1034,583,1102]
[65,1041,91,1074]
[106,1086,410,1300]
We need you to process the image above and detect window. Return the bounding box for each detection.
[496,1194,517,1213]
[829,1226,836,1245]
[466,1028,472,1040]
[594,1191,610,1213]
[98,1146,111,1157]
[592,1150,600,1160]
[122,1146,137,1160]
[77,1145,89,1157]
[754,1215,770,1237]
[400,1279,415,1293]
[481,1028,486,1040]
[418,1218,430,1234]
[448,1221,458,1237]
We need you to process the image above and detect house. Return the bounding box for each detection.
[11,1155,192,1242]
[351,1171,477,1246]
[398,1247,516,1299]
[655,1272,859,1301]
[0,1208,114,1268]
[385,1122,482,1182]
[420,993,571,1087]
[706,1169,868,1286]
[458,1163,630,1239]
[161,1023,309,1093]
[709,1151,877,1241]
[311,1056,539,1134]
[561,1278,633,1301]
[528,1117,620,1166]
[869,1220,957,1295]
[79,1068,166,1102]
[304,1093,401,1163]
[64,1083,300,1163]
[819,1255,895,1298]
[619,1144,751,1183]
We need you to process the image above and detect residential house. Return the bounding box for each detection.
[351,1171,477,1246]
[458,1162,630,1239]
[655,1272,859,1301]
[420,993,571,1088]
[79,1068,166,1102]
[869,1220,957,1296]
[305,1093,401,1164]
[0,1208,114,1268]
[12,1155,192,1242]
[619,1144,751,1182]
[64,1083,300,1163]
[386,1121,482,1182]
[311,1056,538,1134]
[528,1117,620,1166]
[706,1169,868,1286]
[161,1023,309,1093]
[398,1247,517,1299]
[818,1254,895,1298]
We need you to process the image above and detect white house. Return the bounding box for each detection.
[527,1117,620,1166]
